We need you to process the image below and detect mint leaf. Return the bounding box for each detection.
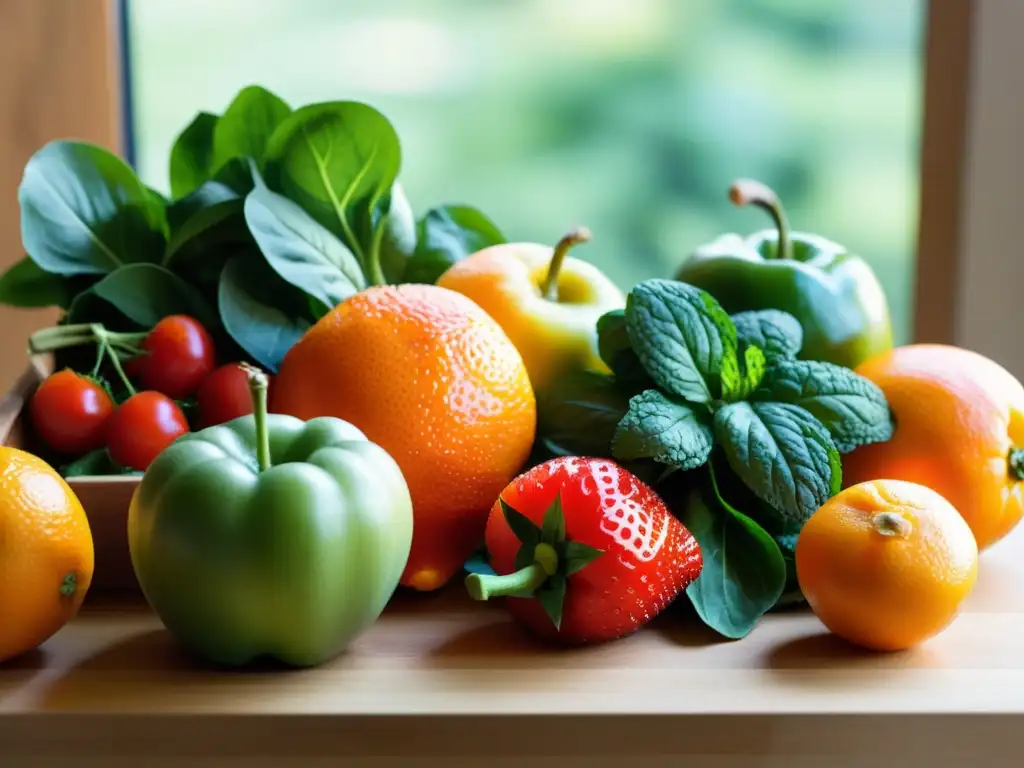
[756,359,894,452]
[680,488,787,639]
[536,370,631,458]
[625,279,736,404]
[612,390,713,470]
[596,309,651,392]
[731,310,803,361]
[714,401,841,525]
[722,344,767,402]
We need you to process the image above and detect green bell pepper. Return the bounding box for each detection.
[127,366,413,668]
[674,179,893,369]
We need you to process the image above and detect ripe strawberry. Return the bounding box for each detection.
[465,456,703,644]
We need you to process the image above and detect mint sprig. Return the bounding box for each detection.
[594,278,895,638]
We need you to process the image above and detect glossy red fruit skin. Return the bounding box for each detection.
[195,363,263,428]
[106,391,189,471]
[29,370,115,455]
[127,315,216,400]
[484,456,703,644]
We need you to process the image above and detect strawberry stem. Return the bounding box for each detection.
[466,544,561,601]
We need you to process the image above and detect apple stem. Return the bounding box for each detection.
[541,227,592,301]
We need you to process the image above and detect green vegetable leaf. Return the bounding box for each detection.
[612,389,713,470]
[370,183,418,284]
[624,279,736,404]
[218,254,312,371]
[62,448,139,478]
[244,183,366,310]
[166,179,239,233]
[169,112,218,200]
[563,540,604,575]
[263,101,401,268]
[721,344,767,402]
[540,494,566,546]
[714,401,842,525]
[404,205,506,285]
[19,141,167,276]
[499,498,541,547]
[92,263,218,330]
[596,309,651,392]
[211,85,291,175]
[680,487,787,639]
[731,310,803,361]
[537,573,567,630]
[536,369,631,458]
[755,359,895,452]
[163,199,249,288]
[0,256,85,309]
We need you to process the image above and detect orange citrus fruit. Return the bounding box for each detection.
[0,447,94,662]
[795,479,978,651]
[842,343,1024,551]
[270,284,537,592]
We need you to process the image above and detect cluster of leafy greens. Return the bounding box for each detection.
[0,85,506,372]
[535,278,895,638]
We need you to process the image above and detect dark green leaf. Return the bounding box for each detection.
[540,493,566,546]
[217,254,312,371]
[263,101,401,259]
[92,263,218,329]
[755,359,895,452]
[164,199,249,287]
[731,310,803,361]
[499,498,541,547]
[211,85,291,174]
[721,344,767,402]
[596,309,651,392]
[624,279,737,404]
[0,257,86,309]
[244,182,365,309]
[714,401,841,525]
[536,369,630,458]
[62,448,139,478]
[20,140,167,276]
[537,573,567,630]
[404,205,506,285]
[169,112,218,199]
[680,488,787,639]
[166,179,239,232]
[612,389,713,470]
[563,540,604,575]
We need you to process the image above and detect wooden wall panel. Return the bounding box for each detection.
[0,0,122,393]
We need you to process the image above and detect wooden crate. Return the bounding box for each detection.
[0,359,140,597]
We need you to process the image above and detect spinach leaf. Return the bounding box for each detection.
[19,141,167,275]
[211,85,291,175]
[374,183,418,283]
[92,263,219,330]
[755,359,895,452]
[244,183,365,309]
[730,310,803,361]
[612,389,713,470]
[404,205,506,285]
[596,309,651,393]
[680,485,787,639]
[166,179,239,232]
[714,401,841,526]
[536,370,631,458]
[0,256,85,309]
[164,199,249,288]
[263,101,401,273]
[218,255,311,371]
[169,112,218,199]
[624,279,737,405]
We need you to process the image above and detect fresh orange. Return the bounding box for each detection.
[0,447,94,662]
[270,284,537,592]
[841,343,1024,551]
[795,479,978,652]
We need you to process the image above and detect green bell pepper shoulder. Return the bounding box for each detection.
[127,366,413,668]
[675,179,893,369]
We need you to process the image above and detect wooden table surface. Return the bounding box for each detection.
[3,527,1024,767]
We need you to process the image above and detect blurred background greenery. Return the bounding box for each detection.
[126,0,924,344]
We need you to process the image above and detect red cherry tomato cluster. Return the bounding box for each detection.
[29,314,271,473]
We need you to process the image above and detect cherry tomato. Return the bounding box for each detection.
[126,315,216,400]
[107,391,189,471]
[196,363,270,428]
[29,370,115,455]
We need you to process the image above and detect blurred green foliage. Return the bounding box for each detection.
[128,0,923,342]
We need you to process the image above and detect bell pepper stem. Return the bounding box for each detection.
[729,178,792,260]
[243,364,272,472]
[541,226,592,301]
